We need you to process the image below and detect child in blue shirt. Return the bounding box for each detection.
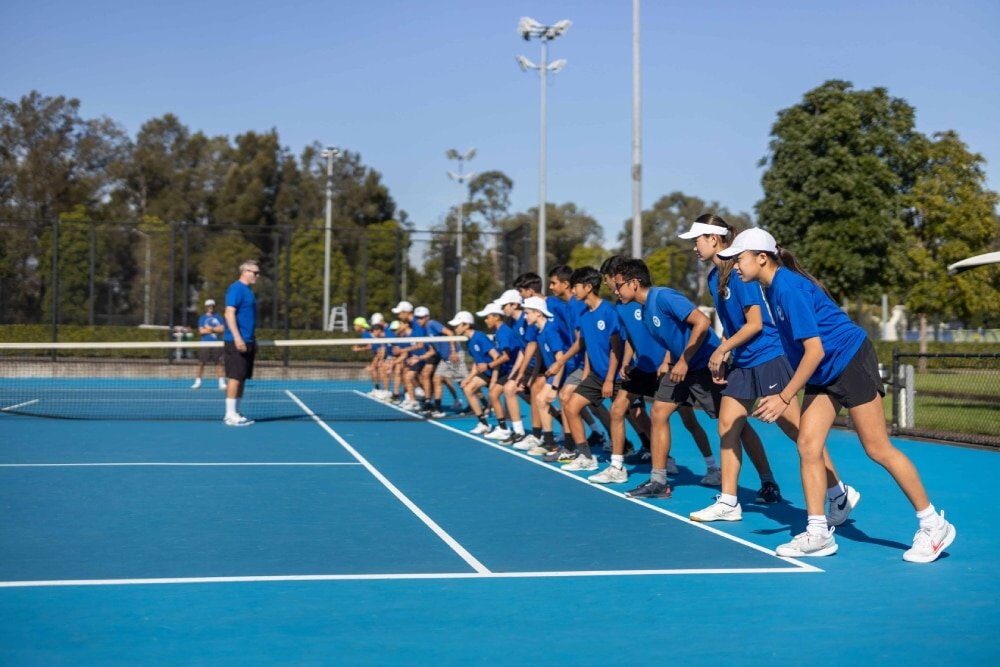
[450,310,500,434]
[522,295,575,456]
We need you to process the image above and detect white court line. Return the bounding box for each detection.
[0,462,362,468]
[1,399,40,412]
[353,390,822,574]
[0,566,812,588]
[285,390,490,575]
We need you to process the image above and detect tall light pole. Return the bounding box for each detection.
[517,16,570,280]
[446,148,476,311]
[321,146,340,330]
[134,228,151,325]
[631,0,642,257]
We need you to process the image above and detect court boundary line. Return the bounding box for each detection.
[0,462,363,468]
[0,566,813,588]
[285,390,490,575]
[352,390,821,574]
[1,398,39,412]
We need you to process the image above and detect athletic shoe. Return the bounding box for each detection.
[634,449,652,464]
[589,465,628,484]
[485,427,512,441]
[429,410,447,419]
[542,447,575,463]
[402,400,421,411]
[527,445,549,456]
[666,456,678,475]
[756,481,782,504]
[625,479,671,499]
[513,434,541,451]
[451,401,464,412]
[903,512,956,563]
[622,440,636,458]
[700,466,722,486]
[776,530,838,558]
[470,422,491,435]
[826,485,861,527]
[562,456,598,472]
[191,378,202,389]
[223,414,254,427]
[690,497,743,522]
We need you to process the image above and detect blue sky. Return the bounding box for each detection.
[2,0,998,244]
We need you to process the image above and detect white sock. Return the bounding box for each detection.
[916,504,944,530]
[704,455,717,469]
[827,481,847,500]
[192,377,201,388]
[806,515,829,536]
[226,398,238,418]
[719,493,738,507]
[512,420,525,435]
[611,454,624,469]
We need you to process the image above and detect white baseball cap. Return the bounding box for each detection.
[476,302,504,317]
[391,300,414,314]
[521,296,553,318]
[448,311,475,327]
[495,289,523,306]
[370,312,385,325]
[717,228,778,258]
[678,221,732,239]
[389,320,402,331]
[204,299,216,306]
[414,306,430,318]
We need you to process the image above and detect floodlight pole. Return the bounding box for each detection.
[538,38,548,279]
[321,147,339,330]
[631,0,642,257]
[447,149,476,311]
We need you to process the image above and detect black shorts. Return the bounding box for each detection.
[426,350,443,370]
[653,366,722,418]
[722,356,794,400]
[574,373,621,405]
[805,339,884,409]
[197,345,222,364]
[224,341,256,381]
[622,368,659,398]
[475,371,493,385]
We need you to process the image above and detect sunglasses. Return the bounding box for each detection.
[245,269,260,275]
[613,278,636,292]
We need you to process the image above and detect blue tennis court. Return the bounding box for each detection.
[0,380,996,664]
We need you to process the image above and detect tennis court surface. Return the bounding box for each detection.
[1,378,997,664]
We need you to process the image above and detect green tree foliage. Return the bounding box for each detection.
[757,80,923,302]
[567,243,608,273]
[502,202,603,270]
[468,170,513,229]
[286,225,349,329]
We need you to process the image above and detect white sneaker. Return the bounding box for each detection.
[514,435,541,451]
[218,378,227,390]
[401,400,420,411]
[589,465,628,484]
[561,456,598,472]
[191,378,202,389]
[700,466,722,486]
[903,512,956,563]
[826,485,861,527]
[690,497,743,522]
[470,422,491,435]
[666,457,678,475]
[430,410,447,419]
[776,530,838,557]
[223,414,255,427]
[485,428,512,441]
[527,445,549,456]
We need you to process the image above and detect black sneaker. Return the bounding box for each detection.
[756,481,782,504]
[543,447,575,463]
[503,432,526,447]
[625,479,671,499]
[587,430,607,448]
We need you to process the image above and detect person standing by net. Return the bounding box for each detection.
[223,260,259,426]
[191,298,226,390]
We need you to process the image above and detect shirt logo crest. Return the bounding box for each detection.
[597,320,606,331]
[634,309,642,320]
[721,286,731,300]
[776,305,784,321]
[652,315,661,328]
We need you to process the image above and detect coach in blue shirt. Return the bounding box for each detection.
[223,260,259,426]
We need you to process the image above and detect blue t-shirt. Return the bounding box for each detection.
[616,300,666,373]
[764,268,867,386]
[547,295,573,343]
[223,281,257,343]
[642,287,719,371]
[708,267,784,369]
[562,296,589,364]
[198,313,223,342]
[578,299,624,379]
[493,322,517,374]
[537,321,577,382]
[510,314,529,354]
[408,322,427,358]
[467,330,495,367]
[425,319,453,358]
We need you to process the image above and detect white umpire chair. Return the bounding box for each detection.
[327,303,349,332]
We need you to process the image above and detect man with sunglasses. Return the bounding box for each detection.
[223,260,260,426]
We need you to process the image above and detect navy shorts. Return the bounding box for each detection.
[805,339,885,409]
[722,355,794,400]
[653,366,722,418]
[407,358,425,373]
[622,368,659,398]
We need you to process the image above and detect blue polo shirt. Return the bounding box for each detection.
[578,299,624,379]
[536,320,577,382]
[408,321,427,358]
[425,318,452,358]
[708,267,784,369]
[223,280,256,343]
[494,322,517,374]
[642,287,719,371]
[561,296,589,364]
[764,268,867,386]
[198,313,223,342]
[467,330,495,368]
[616,300,666,373]
[510,313,529,355]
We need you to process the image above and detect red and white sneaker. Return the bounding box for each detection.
[903,512,956,563]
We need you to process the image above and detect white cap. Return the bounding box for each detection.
[448,310,475,327]
[204,299,216,306]
[717,228,778,258]
[678,221,732,239]
[476,302,504,317]
[370,312,385,325]
[521,296,554,318]
[414,306,430,318]
[495,289,523,306]
[391,300,414,314]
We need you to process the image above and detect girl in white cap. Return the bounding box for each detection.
[720,228,955,562]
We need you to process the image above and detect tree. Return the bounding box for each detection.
[567,243,608,273]
[757,80,924,305]
[468,170,513,230]
[285,225,349,329]
[501,202,603,271]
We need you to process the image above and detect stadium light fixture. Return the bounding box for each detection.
[446,148,477,311]
[516,16,570,279]
[321,146,341,330]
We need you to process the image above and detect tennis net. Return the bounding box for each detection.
[0,336,469,422]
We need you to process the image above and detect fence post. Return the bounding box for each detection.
[903,364,915,429]
[51,218,59,358]
[88,220,96,326]
[394,225,403,304]
[891,347,900,435]
[283,225,291,367]
[181,223,189,328]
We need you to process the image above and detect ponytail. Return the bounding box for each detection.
[773,246,833,300]
[694,213,737,292]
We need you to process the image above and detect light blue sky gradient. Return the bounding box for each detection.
[2,0,998,243]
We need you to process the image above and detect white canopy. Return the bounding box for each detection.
[947,251,1000,275]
